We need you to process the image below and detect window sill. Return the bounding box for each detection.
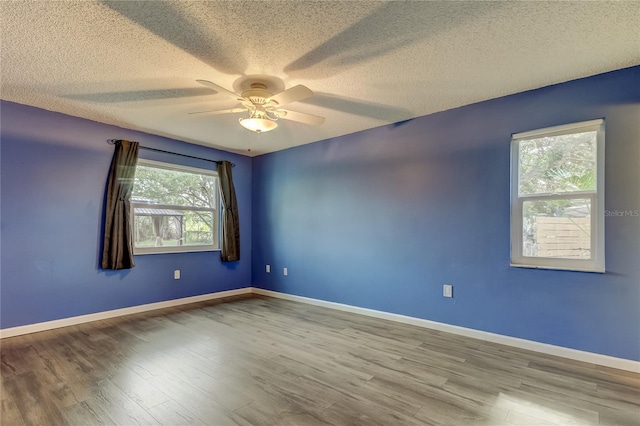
[135,247,221,256]
[510,263,605,274]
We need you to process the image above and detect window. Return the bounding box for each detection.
[510,119,605,272]
[132,159,219,254]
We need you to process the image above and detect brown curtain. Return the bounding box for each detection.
[102,140,139,269]
[218,160,240,262]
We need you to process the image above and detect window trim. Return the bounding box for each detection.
[132,159,220,255]
[510,119,605,273]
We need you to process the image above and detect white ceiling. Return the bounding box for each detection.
[1,1,639,156]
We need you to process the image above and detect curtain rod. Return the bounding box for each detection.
[107,139,235,167]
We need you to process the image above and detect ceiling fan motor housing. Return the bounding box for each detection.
[241,83,276,105]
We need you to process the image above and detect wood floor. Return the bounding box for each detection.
[1,295,638,426]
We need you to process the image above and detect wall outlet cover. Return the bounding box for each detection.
[443,284,453,298]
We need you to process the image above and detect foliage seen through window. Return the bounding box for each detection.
[132,160,219,254]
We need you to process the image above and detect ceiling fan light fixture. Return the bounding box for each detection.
[239,116,278,133]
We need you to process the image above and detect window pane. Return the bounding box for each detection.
[519,131,596,195]
[134,209,214,248]
[183,211,214,246]
[523,199,591,259]
[133,165,217,208]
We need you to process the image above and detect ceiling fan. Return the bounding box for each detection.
[190,80,326,133]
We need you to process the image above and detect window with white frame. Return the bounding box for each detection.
[510,119,605,272]
[132,159,219,254]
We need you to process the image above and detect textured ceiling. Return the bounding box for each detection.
[1,1,639,156]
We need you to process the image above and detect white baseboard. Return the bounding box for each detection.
[0,287,252,339]
[251,288,640,373]
[3,286,637,373]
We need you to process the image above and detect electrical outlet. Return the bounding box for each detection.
[443,284,453,298]
[266,264,271,273]
[174,270,181,280]
[283,267,288,276]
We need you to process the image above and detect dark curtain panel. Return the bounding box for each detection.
[218,160,240,262]
[101,140,139,269]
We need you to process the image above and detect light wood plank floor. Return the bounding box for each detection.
[1,295,639,425]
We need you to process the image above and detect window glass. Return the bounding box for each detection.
[518,131,596,195]
[132,160,219,254]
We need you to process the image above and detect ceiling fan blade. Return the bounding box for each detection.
[196,80,243,101]
[277,109,325,126]
[189,107,246,116]
[268,85,314,106]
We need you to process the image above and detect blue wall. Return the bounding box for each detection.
[2,67,638,362]
[252,66,640,361]
[1,101,252,329]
